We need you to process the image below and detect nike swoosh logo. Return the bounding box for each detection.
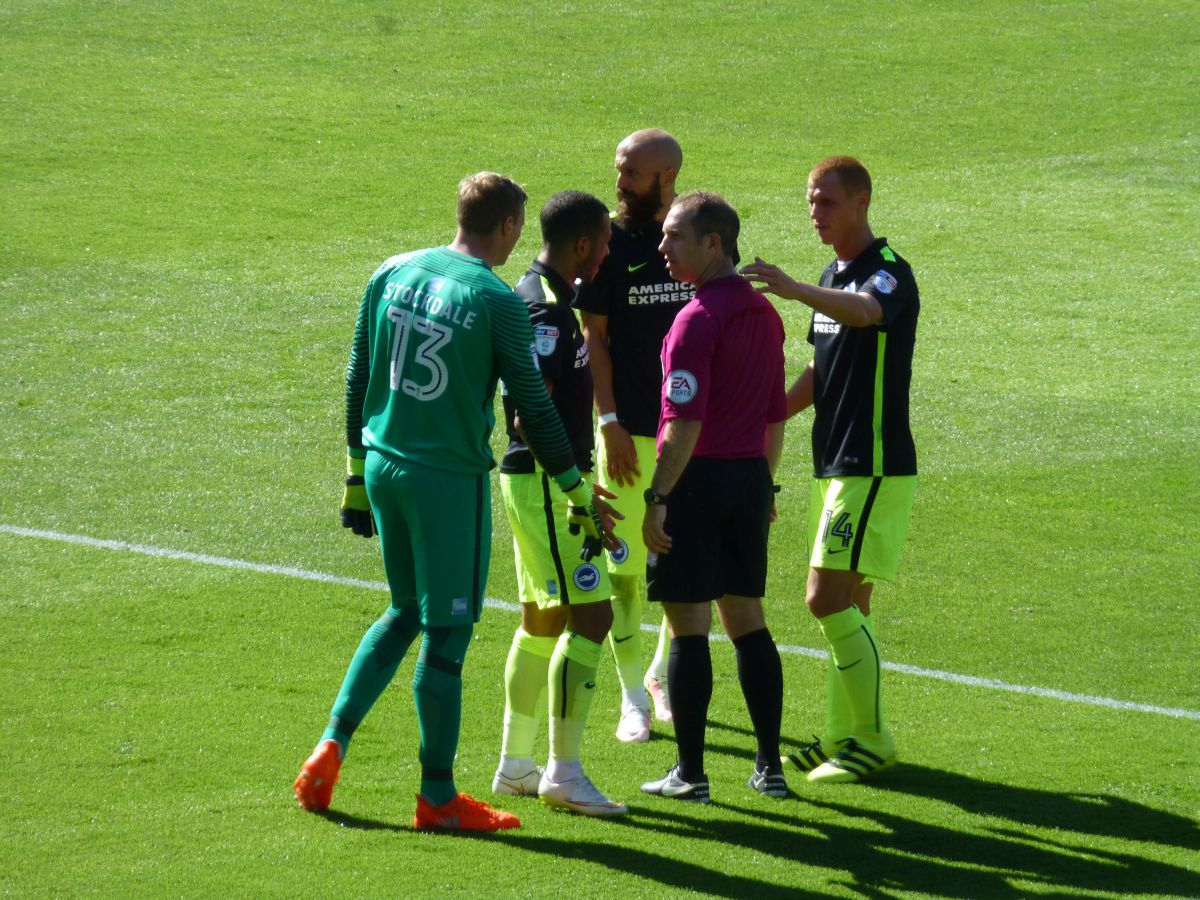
[827,548,848,555]
[836,660,862,671]
[627,262,649,273]
[613,634,634,643]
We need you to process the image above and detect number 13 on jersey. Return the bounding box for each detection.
[387,306,453,401]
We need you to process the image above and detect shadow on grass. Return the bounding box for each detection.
[868,763,1200,850]
[312,761,1199,897]
[315,807,514,841]
[315,808,408,833]
[501,770,1199,898]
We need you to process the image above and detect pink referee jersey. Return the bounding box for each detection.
[657,274,787,459]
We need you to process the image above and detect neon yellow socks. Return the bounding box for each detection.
[548,630,603,773]
[499,627,557,761]
[607,574,649,707]
[823,611,878,749]
[647,617,671,683]
[818,606,889,747]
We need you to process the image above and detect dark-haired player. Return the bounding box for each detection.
[639,191,789,803]
[492,190,627,817]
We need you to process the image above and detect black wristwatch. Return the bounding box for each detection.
[644,487,669,505]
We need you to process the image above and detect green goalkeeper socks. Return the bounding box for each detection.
[500,627,556,760]
[548,630,603,765]
[413,623,474,806]
[321,605,421,754]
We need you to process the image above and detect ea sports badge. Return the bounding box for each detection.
[608,537,630,565]
[666,369,698,404]
[534,324,560,356]
[573,561,602,592]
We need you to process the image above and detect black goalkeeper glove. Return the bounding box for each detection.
[340,452,376,538]
[565,478,605,561]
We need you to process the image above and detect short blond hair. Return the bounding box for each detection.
[457,172,528,236]
[809,156,872,197]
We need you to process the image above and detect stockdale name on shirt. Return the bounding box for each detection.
[381,279,478,329]
[626,281,693,305]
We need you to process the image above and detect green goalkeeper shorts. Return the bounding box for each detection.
[500,471,611,608]
[366,450,490,626]
[808,476,917,582]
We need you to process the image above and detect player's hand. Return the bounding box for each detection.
[642,503,672,555]
[565,476,603,537]
[340,453,376,538]
[740,257,802,301]
[600,421,640,487]
[566,479,622,560]
[591,493,624,554]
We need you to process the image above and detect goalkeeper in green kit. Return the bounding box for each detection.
[293,172,614,832]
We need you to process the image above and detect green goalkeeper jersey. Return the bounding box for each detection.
[345,247,580,484]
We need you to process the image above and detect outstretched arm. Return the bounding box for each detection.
[741,257,883,328]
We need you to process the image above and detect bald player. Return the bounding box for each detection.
[575,129,693,743]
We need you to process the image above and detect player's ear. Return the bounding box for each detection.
[660,167,679,195]
[575,234,590,260]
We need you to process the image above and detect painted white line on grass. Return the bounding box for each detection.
[4,523,1198,722]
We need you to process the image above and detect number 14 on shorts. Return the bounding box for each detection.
[821,510,854,551]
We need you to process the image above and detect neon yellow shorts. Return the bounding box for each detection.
[593,431,657,576]
[500,471,612,609]
[808,476,917,582]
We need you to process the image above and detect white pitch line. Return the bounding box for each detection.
[3,523,1198,722]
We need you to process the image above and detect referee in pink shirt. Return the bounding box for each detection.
[639,192,789,804]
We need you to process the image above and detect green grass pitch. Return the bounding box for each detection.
[1,1,1197,896]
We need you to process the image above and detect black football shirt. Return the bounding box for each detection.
[807,238,919,478]
[574,217,693,437]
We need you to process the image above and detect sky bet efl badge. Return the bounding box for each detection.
[871,270,898,294]
[534,324,559,356]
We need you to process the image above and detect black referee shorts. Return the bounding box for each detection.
[648,456,772,604]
